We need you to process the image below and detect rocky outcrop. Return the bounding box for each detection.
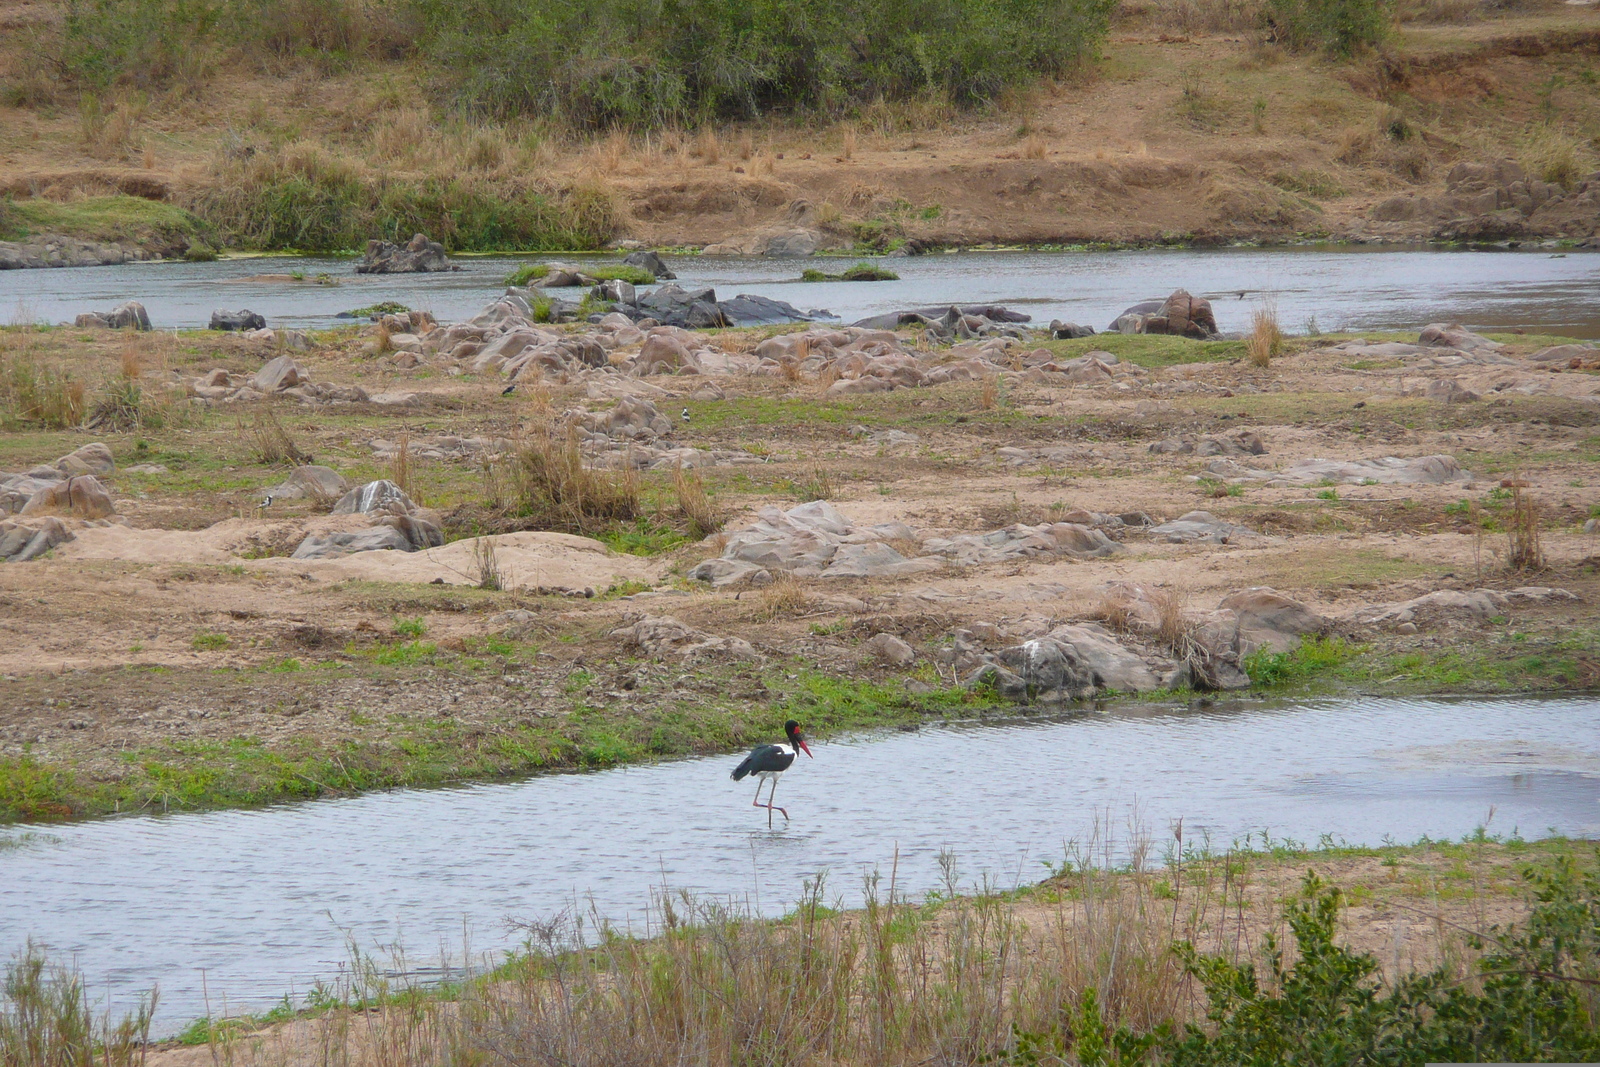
[1369,159,1600,241]
[355,233,457,273]
[74,301,151,331]
[210,309,267,332]
[186,362,366,405]
[0,517,75,561]
[1,445,119,522]
[613,615,758,660]
[0,235,157,270]
[1110,290,1218,339]
[264,465,348,504]
[622,250,676,279]
[331,480,416,515]
[1206,454,1471,487]
[1150,430,1266,456]
[610,284,824,329]
[19,475,116,519]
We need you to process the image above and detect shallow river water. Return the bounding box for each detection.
[4,695,1598,1032]
[5,246,1600,337]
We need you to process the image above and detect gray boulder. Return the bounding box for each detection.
[766,230,820,257]
[291,526,414,559]
[865,633,916,667]
[622,250,675,280]
[211,309,267,331]
[55,443,115,476]
[331,480,416,515]
[686,558,773,588]
[1049,320,1096,339]
[20,476,115,519]
[252,354,306,393]
[266,465,348,503]
[74,300,151,331]
[0,518,75,562]
[1148,511,1254,544]
[355,232,456,274]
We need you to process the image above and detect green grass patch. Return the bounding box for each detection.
[801,262,900,282]
[1036,333,1246,369]
[190,632,230,652]
[0,195,207,251]
[1243,635,1356,688]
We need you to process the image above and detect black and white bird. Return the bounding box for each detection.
[681,407,692,424]
[731,719,812,827]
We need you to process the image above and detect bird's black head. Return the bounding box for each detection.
[784,719,813,758]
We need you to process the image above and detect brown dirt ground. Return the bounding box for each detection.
[1,319,1596,796]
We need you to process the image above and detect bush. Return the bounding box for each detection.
[1070,859,1600,1065]
[412,0,1117,128]
[190,145,618,251]
[1265,0,1389,56]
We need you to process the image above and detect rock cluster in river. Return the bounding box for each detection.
[356,233,456,273]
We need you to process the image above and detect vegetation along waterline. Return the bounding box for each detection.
[4,836,1597,1062]
[5,0,1600,252]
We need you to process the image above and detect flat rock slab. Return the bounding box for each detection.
[1207,454,1471,487]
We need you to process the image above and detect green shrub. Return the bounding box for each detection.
[801,262,900,281]
[1265,0,1389,56]
[1242,635,1353,687]
[412,0,1116,128]
[189,159,617,252]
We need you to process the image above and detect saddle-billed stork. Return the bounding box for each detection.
[731,719,812,827]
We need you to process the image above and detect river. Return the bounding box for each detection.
[3,694,1597,1033]
[4,246,1600,337]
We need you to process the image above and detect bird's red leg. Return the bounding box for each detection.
[768,778,788,823]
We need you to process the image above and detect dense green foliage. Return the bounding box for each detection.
[1065,860,1600,1065]
[1265,0,1390,56]
[43,0,1115,128]
[190,169,617,252]
[415,0,1115,125]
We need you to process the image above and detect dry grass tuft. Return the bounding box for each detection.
[737,130,755,160]
[472,537,502,591]
[1093,593,1136,634]
[672,464,723,540]
[842,126,857,160]
[1520,126,1586,189]
[118,346,141,380]
[980,374,1000,410]
[1246,305,1284,368]
[390,431,415,501]
[695,126,721,164]
[1506,482,1545,572]
[757,572,815,619]
[241,407,312,466]
[513,427,640,534]
[1150,587,1190,651]
[1022,134,1048,159]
